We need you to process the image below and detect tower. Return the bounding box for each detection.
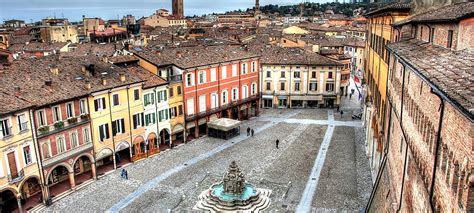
[172,0,184,17]
[256,0,260,13]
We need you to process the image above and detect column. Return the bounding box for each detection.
[69,172,76,190]
[112,152,117,170]
[194,120,199,138]
[17,196,23,213]
[91,163,97,180]
[237,106,241,120]
[256,100,260,116]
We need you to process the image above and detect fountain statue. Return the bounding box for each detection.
[194,161,271,212]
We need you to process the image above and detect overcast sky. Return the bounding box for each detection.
[0,0,331,22]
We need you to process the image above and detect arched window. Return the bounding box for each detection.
[222,90,228,105]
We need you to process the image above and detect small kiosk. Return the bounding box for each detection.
[208,118,241,140]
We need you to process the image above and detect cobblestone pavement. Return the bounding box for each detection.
[40,104,372,212]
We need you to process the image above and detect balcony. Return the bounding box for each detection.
[37,115,90,138]
[185,94,260,122]
[7,169,24,184]
[43,142,93,168]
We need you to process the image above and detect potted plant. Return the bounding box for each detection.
[54,121,64,130]
[67,117,77,124]
[80,114,90,120]
[38,126,50,134]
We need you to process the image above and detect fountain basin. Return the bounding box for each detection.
[209,182,260,207]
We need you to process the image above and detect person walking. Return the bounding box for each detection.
[349,93,352,99]
[340,110,344,118]
[124,169,129,180]
[337,105,340,112]
[247,127,250,136]
[121,169,126,179]
[275,139,279,149]
[251,129,254,137]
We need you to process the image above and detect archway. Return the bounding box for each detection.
[0,189,17,213]
[147,133,159,155]
[159,129,171,150]
[172,124,185,145]
[116,141,132,168]
[47,165,72,198]
[132,136,146,162]
[20,177,42,211]
[73,155,93,186]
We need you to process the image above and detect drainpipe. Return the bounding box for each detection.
[107,90,117,169]
[396,64,408,212]
[429,89,445,211]
[126,86,134,161]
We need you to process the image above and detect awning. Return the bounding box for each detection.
[116,141,130,151]
[208,118,241,132]
[262,95,273,99]
[291,95,322,101]
[95,148,113,160]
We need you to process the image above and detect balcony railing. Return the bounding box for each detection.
[7,169,24,184]
[43,142,93,167]
[37,115,90,138]
[185,94,259,122]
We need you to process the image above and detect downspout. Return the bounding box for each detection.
[29,109,48,203]
[429,89,445,211]
[126,86,133,160]
[397,64,408,212]
[107,90,117,169]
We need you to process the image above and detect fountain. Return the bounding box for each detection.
[194,161,271,212]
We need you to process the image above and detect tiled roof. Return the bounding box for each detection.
[133,46,259,69]
[387,39,474,119]
[9,42,67,53]
[60,43,119,58]
[394,2,474,26]
[126,65,167,89]
[0,56,143,115]
[251,45,342,66]
[109,55,139,64]
[364,2,412,17]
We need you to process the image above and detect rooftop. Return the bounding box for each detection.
[364,2,412,17]
[252,45,341,66]
[394,2,474,26]
[126,65,167,89]
[387,39,474,119]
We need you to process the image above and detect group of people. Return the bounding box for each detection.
[247,126,280,149]
[121,168,129,180]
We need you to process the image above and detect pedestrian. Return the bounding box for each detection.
[124,169,129,180]
[247,127,250,136]
[251,129,254,137]
[340,110,344,118]
[121,169,125,179]
[275,139,279,149]
[351,88,355,95]
[349,93,352,99]
[336,105,340,112]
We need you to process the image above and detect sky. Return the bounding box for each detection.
[0,0,330,22]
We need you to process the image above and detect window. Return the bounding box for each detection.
[145,113,156,126]
[133,89,140,101]
[242,85,248,99]
[430,28,435,43]
[157,90,167,103]
[266,82,271,90]
[266,71,271,78]
[112,118,125,136]
[241,63,247,74]
[280,82,285,91]
[211,68,216,82]
[0,119,11,137]
[281,71,285,78]
[199,71,206,84]
[326,83,334,92]
[112,94,120,106]
[177,86,182,95]
[17,114,27,132]
[56,136,66,153]
[144,93,155,106]
[187,98,194,115]
[79,99,87,115]
[232,88,238,101]
[199,95,206,112]
[211,93,218,109]
[328,72,333,79]
[23,145,32,165]
[252,61,256,72]
[169,88,174,97]
[232,64,237,77]
[295,82,300,91]
[310,82,317,91]
[447,30,453,48]
[222,91,228,104]
[42,142,51,158]
[312,71,316,79]
[132,113,144,129]
[221,66,227,79]
[251,83,257,95]
[66,102,74,118]
[294,71,300,78]
[186,73,194,86]
[98,124,110,142]
[94,97,106,111]
[70,132,79,148]
[83,127,91,143]
[178,105,183,115]
[52,106,61,122]
[37,110,46,127]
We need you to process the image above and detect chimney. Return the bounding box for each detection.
[45,80,53,86]
[101,78,107,86]
[103,57,108,63]
[119,74,126,82]
[176,51,182,58]
[85,81,91,90]
[14,86,21,97]
[50,65,59,75]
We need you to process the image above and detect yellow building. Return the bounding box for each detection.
[40,25,79,43]
[0,105,42,213]
[363,3,411,176]
[282,26,309,35]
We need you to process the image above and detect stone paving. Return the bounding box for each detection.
[39,103,372,212]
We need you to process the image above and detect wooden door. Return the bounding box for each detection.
[7,152,17,178]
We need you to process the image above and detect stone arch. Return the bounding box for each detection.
[0,188,18,212]
[95,147,113,161]
[18,175,42,202]
[18,175,41,193]
[452,161,460,196]
[172,124,184,133]
[73,153,95,166]
[46,162,73,180]
[0,186,18,195]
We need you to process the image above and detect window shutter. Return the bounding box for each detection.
[133,115,137,129]
[94,100,99,111]
[99,126,104,141]
[158,92,162,103]
[141,113,144,126]
[164,90,167,101]
[112,121,117,136]
[105,123,110,139]
[120,119,125,133]
[102,98,106,109]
